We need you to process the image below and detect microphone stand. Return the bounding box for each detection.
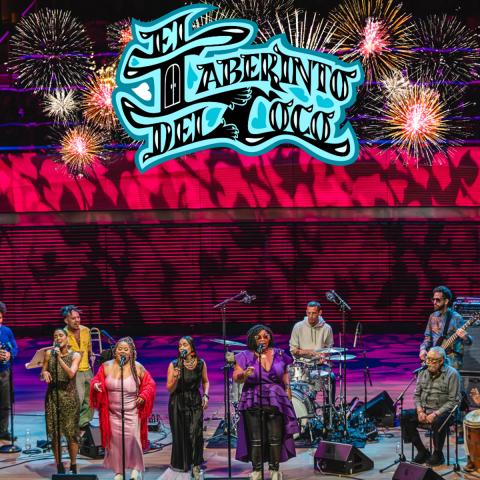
[359,329,372,439]
[0,347,20,454]
[179,354,188,474]
[120,358,126,480]
[379,373,417,473]
[213,291,250,480]
[440,404,460,476]
[256,346,265,480]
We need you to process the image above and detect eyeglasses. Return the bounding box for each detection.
[256,334,270,340]
[431,298,444,303]
[425,357,442,364]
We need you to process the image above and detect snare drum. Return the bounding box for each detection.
[289,362,310,384]
[291,386,316,439]
[465,409,480,470]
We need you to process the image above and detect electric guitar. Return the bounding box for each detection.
[434,313,479,354]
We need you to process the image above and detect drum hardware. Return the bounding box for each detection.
[315,347,348,354]
[329,354,357,361]
[209,338,247,347]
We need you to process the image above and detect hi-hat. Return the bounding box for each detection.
[315,347,347,354]
[209,338,247,347]
[329,354,357,361]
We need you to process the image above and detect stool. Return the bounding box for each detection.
[411,422,451,465]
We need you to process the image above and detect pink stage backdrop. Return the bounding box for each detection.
[0,147,480,216]
[0,147,479,330]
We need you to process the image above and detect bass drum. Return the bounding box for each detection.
[291,386,316,439]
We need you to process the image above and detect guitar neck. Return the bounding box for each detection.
[440,317,475,351]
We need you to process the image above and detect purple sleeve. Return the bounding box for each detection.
[235,351,248,370]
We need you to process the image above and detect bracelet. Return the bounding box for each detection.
[203,393,209,399]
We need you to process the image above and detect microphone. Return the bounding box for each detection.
[100,329,115,344]
[119,355,127,367]
[180,349,188,358]
[412,365,427,375]
[51,342,60,356]
[256,344,264,353]
[325,290,351,311]
[325,290,336,303]
[353,323,362,348]
[240,292,256,304]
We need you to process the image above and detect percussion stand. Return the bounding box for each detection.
[379,373,417,473]
[213,291,250,480]
[441,404,461,477]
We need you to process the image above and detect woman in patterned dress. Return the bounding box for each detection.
[41,328,81,474]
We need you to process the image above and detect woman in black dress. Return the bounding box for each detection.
[166,336,209,479]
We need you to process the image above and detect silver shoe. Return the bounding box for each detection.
[249,471,262,480]
[192,465,203,480]
[270,471,283,480]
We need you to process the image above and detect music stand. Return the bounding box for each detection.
[25,346,51,369]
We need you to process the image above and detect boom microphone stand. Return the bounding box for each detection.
[326,290,351,440]
[213,291,253,480]
[0,344,20,454]
[440,404,460,476]
[120,356,126,480]
[379,371,418,473]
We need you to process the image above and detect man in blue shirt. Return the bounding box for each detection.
[0,301,18,440]
[419,286,473,370]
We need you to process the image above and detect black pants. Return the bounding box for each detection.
[401,409,452,453]
[244,406,284,471]
[0,370,10,434]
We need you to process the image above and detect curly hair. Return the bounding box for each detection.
[432,286,453,303]
[114,336,140,392]
[60,304,81,319]
[246,324,274,352]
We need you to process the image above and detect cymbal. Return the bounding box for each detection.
[315,347,347,354]
[329,354,357,361]
[209,338,247,347]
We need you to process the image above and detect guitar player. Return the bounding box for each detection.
[419,286,473,371]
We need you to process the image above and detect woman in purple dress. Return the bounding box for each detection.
[233,324,299,480]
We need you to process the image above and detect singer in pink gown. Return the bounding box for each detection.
[90,337,156,480]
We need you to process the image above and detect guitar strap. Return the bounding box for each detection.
[442,308,453,337]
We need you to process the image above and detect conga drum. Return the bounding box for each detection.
[465,409,480,470]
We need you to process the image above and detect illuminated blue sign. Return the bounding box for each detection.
[113,4,364,172]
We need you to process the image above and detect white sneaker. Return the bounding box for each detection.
[270,471,283,480]
[130,469,142,480]
[114,475,124,480]
[249,472,262,480]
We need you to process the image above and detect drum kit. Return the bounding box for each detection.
[209,338,359,445]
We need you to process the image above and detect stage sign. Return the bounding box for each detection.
[113,4,364,172]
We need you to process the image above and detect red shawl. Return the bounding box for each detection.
[90,363,156,449]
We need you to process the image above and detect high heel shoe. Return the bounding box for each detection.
[70,464,77,474]
[57,463,65,474]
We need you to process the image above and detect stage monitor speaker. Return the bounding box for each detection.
[314,440,374,474]
[392,462,445,479]
[80,425,104,459]
[52,475,99,480]
[364,390,395,426]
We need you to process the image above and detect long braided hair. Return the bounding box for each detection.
[114,336,140,392]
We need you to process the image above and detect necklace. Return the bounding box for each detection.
[183,356,198,370]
